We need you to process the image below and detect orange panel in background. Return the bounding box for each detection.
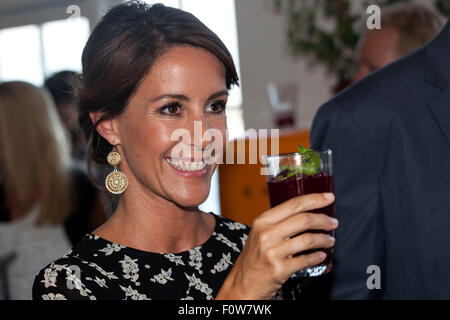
[218,129,310,226]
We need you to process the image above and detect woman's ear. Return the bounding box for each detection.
[89,112,121,146]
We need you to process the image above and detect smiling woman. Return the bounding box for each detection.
[32,0,338,300]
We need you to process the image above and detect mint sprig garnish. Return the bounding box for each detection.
[274,145,320,181]
[296,144,320,176]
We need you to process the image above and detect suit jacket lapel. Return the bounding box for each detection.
[425,20,450,148]
[427,88,450,148]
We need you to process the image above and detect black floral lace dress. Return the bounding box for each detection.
[32,213,300,300]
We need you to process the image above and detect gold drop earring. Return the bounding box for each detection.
[105,145,128,194]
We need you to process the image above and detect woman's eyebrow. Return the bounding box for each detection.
[150,90,229,103]
[150,94,189,102]
[207,90,229,101]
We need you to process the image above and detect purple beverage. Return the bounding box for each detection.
[262,148,334,277]
[267,173,334,268]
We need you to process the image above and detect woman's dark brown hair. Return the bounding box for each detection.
[77,0,239,184]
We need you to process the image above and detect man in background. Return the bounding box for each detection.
[354,2,444,82]
[310,2,450,298]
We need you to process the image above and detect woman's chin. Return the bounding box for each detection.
[171,191,210,209]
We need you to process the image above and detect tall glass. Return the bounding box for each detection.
[261,149,334,277]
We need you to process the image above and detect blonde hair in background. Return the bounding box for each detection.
[0,81,73,225]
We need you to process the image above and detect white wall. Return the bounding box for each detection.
[234,0,336,131]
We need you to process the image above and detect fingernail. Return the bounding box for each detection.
[332,218,339,227]
[329,236,336,244]
[322,193,334,200]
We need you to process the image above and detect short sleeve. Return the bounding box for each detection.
[32,261,97,300]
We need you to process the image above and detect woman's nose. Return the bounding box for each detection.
[183,113,212,153]
[194,119,212,151]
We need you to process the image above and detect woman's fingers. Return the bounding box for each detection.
[281,232,335,258]
[257,193,335,225]
[284,251,328,276]
[254,213,338,247]
[278,212,338,239]
[258,231,335,281]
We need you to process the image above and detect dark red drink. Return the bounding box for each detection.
[267,173,335,268]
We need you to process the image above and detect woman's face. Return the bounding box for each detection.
[109,46,228,208]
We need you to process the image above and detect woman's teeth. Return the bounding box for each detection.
[166,158,207,171]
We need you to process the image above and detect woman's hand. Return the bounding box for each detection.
[216,193,338,300]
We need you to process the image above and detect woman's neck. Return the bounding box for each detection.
[93,183,215,254]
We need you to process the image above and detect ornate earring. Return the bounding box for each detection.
[105,146,128,194]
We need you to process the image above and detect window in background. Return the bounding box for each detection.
[41,17,90,77]
[0,16,90,86]
[0,25,43,85]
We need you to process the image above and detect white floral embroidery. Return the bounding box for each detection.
[98,243,126,256]
[188,248,203,274]
[150,268,174,284]
[62,249,73,258]
[40,266,59,288]
[184,273,213,300]
[86,276,109,289]
[214,233,240,252]
[81,260,119,280]
[65,266,92,297]
[39,263,97,300]
[240,233,248,248]
[164,253,185,266]
[119,255,140,285]
[223,221,247,230]
[86,234,99,240]
[210,253,233,274]
[50,263,70,272]
[42,293,67,300]
[119,285,150,300]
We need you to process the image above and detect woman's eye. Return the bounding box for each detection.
[206,100,227,114]
[159,102,182,115]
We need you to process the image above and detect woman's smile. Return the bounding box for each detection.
[164,156,210,177]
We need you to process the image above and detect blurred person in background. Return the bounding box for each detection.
[0,81,107,300]
[298,2,446,300]
[44,71,86,163]
[353,2,444,82]
[310,3,450,298]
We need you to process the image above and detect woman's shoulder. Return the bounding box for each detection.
[32,234,120,300]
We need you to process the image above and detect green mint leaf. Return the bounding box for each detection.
[297,144,320,176]
[273,145,321,181]
[297,145,308,154]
